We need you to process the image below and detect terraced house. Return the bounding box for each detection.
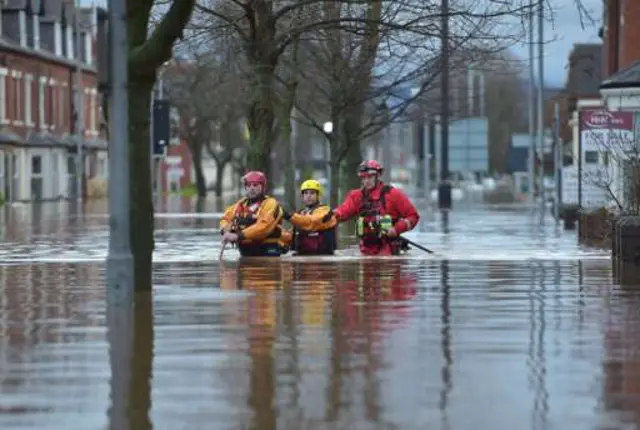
[0,0,107,202]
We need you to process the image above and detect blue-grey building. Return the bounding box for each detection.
[433,117,489,179]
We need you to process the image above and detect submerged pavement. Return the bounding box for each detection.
[1,199,637,430]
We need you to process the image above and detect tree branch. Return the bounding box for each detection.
[131,0,197,72]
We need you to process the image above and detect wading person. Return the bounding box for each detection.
[320,160,420,256]
[219,171,291,257]
[283,179,337,255]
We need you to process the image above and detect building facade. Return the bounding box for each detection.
[0,0,106,203]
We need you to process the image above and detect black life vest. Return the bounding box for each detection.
[293,204,336,255]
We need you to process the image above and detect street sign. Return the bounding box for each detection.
[152,99,170,156]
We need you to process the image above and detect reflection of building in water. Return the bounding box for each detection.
[0,263,103,385]
[602,292,640,420]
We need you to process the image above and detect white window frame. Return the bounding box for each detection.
[0,68,7,125]
[54,21,62,56]
[11,70,23,126]
[38,76,46,129]
[48,78,56,131]
[65,25,74,60]
[33,14,40,50]
[84,32,92,65]
[59,83,67,132]
[25,74,33,127]
[18,10,26,47]
[89,88,97,135]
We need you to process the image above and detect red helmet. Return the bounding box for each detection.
[242,171,267,188]
[357,160,383,177]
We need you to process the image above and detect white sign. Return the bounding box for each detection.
[561,165,578,205]
[561,164,608,207]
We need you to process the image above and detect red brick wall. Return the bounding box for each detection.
[604,0,640,78]
[620,0,640,71]
[0,50,99,140]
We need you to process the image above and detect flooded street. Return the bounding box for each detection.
[1,199,637,430]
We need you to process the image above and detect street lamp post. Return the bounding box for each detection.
[323,121,333,198]
[105,0,134,300]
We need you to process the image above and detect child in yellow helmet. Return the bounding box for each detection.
[283,179,337,255]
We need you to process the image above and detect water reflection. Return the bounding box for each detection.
[107,292,153,430]
[439,260,452,430]
[9,259,640,429]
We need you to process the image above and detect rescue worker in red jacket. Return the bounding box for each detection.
[283,179,337,255]
[322,160,420,256]
[219,171,292,257]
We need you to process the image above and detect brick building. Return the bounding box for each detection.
[0,0,106,202]
[601,0,640,79]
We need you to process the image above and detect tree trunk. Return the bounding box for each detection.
[128,292,154,429]
[214,161,226,197]
[281,116,296,208]
[341,119,363,194]
[128,79,155,292]
[246,65,276,178]
[190,141,207,198]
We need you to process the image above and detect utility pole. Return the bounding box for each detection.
[537,0,545,215]
[74,0,84,204]
[106,0,134,299]
[528,0,535,206]
[438,0,452,210]
[553,101,561,221]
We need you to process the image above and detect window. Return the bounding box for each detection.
[12,71,22,125]
[49,79,56,130]
[38,77,46,129]
[58,86,65,131]
[31,155,42,175]
[584,150,599,164]
[0,68,6,124]
[84,33,92,65]
[65,25,74,60]
[90,89,96,134]
[30,154,43,201]
[54,21,62,56]
[25,75,33,127]
[33,15,40,50]
[18,11,26,47]
[11,153,19,201]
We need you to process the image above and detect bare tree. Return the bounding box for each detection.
[192,0,533,192]
[166,39,248,198]
[127,0,196,292]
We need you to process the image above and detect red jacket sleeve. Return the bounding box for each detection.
[333,190,361,221]
[389,188,420,234]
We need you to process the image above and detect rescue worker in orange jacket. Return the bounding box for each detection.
[219,171,292,257]
[282,179,337,255]
[316,160,420,256]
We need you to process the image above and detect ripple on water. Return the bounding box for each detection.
[1,206,635,429]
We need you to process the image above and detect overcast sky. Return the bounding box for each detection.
[510,0,603,88]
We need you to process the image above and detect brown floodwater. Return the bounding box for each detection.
[1,200,637,430]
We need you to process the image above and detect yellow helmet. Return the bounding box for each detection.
[300,179,323,196]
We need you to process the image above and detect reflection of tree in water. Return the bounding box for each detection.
[107,292,154,430]
[526,263,548,430]
[439,260,452,430]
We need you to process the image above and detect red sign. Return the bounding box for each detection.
[580,109,634,130]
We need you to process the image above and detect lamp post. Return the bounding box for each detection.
[105,0,133,300]
[323,121,333,198]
